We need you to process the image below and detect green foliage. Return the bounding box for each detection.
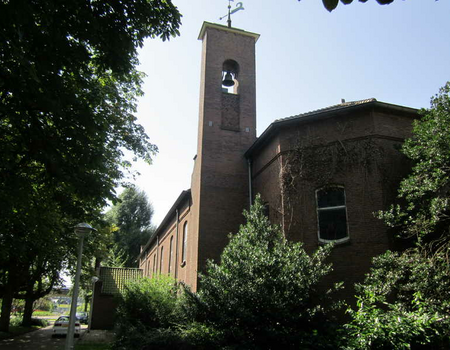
[345,249,450,349]
[9,316,48,328]
[0,0,180,331]
[189,194,343,349]
[105,186,155,267]
[298,0,395,13]
[379,82,450,241]
[102,243,128,268]
[113,275,181,350]
[33,297,54,312]
[349,82,450,349]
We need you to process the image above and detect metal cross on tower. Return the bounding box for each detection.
[219,0,244,28]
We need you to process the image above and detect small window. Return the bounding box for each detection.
[316,187,349,243]
[182,222,188,263]
[168,236,174,274]
[159,247,164,274]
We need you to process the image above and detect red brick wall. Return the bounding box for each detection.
[251,105,417,302]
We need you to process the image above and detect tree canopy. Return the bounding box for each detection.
[300,0,395,13]
[344,82,450,349]
[379,82,450,242]
[106,186,156,267]
[0,0,181,332]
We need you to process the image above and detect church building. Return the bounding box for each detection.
[137,21,418,294]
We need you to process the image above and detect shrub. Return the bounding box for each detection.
[345,249,450,349]
[113,275,182,350]
[187,194,343,349]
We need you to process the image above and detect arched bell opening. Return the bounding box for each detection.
[222,59,240,94]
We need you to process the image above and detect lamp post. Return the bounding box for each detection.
[65,223,96,350]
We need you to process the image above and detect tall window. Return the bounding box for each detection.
[152,254,157,276]
[182,222,188,263]
[159,247,164,274]
[316,186,349,243]
[168,236,174,274]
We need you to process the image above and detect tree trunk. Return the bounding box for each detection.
[84,294,89,312]
[0,286,13,333]
[21,296,34,327]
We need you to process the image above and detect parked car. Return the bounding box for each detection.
[76,312,88,324]
[52,316,81,337]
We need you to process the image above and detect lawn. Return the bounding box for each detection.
[75,344,111,350]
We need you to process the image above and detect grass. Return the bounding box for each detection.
[33,310,54,316]
[75,343,111,350]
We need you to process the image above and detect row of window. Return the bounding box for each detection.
[147,221,188,276]
[145,187,348,276]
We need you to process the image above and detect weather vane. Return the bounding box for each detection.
[219,0,244,28]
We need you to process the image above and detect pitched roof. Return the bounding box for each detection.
[275,98,377,123]
[245,98,418,158]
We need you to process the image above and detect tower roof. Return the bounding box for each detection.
[198,21,260,42]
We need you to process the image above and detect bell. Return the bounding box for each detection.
[222,72,235,87]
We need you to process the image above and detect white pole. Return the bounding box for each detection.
[65,234,85,350]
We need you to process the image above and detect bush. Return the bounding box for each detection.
[30,318,49,327]
[345,249,450,349]
[9,316,48,328]
[185,194,343,349]
[113,275,182,350]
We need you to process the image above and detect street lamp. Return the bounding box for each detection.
[65,223,97,350]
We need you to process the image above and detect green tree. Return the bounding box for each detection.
[106,186,156,267]
[344,83,450,349]
[189,194,343,349]
[0,0,181,332]
[300,0,403,13]
[345,249,450,349]
[380,82,450,243]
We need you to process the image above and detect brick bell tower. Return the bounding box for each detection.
[188,22,259,290]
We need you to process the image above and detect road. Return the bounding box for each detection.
[0,325,87,350]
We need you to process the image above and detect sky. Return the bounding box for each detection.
[129,0,450,226]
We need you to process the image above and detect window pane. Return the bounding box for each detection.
[182,222,188,262]
[318,208,347,240]
[317,188,345,208]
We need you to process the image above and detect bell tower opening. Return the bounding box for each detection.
[222,59,240,94]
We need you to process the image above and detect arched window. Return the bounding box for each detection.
[221,59,239,94]
[152,254,157,276]
[168,236,174,274]
[316,186,349,243]
[182,222,188,264]
[159,247,164,274]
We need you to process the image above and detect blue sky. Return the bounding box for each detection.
[130,0,450,225]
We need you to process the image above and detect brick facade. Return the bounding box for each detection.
[138,22,418,299]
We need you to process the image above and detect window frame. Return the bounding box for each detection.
[159,247,164,274]
[168,236,173,274]
[315,185,350,244]
[182,222,188,264]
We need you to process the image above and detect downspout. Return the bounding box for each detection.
[175,209,180,279]
[247,157,253,209]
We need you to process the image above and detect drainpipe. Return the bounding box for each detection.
[247,158,253,208]
[175,209,180,279]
